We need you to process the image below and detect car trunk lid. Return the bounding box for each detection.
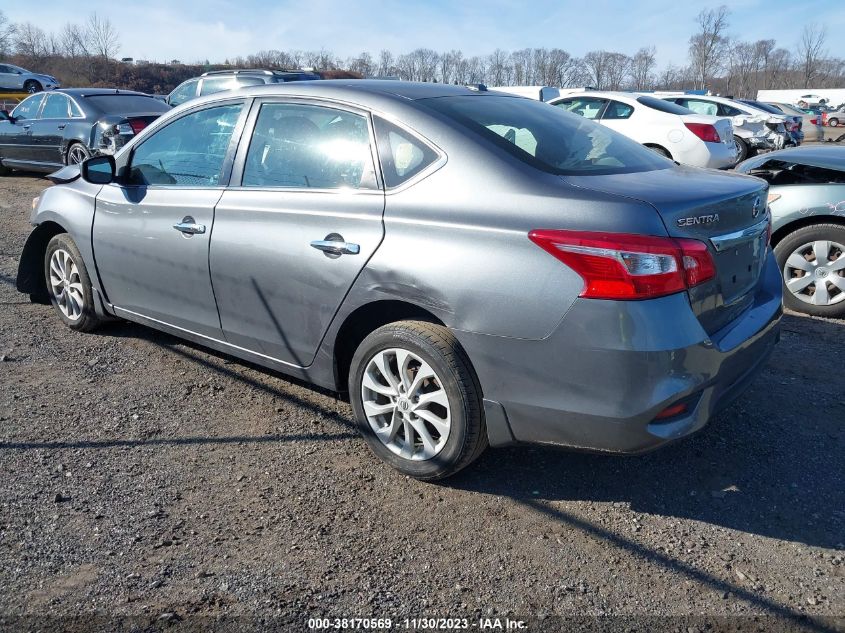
[562,166,769,334]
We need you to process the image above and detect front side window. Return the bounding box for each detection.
[11,94,45,120]
[40,94,70,119]
[421,95,669,176]
[167,80,199,106]
[128,103,242,186]
[555,97,608,120]
[602,100,634,120]
[242,102,374,189]
[374,117,440,188]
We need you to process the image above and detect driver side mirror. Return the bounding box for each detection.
[81,155,116,184]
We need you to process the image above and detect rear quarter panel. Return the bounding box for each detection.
[771,184,845,234]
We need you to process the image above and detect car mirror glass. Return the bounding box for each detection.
[81,155,116,185]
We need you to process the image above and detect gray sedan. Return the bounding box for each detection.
[736,146,845,317]
[16,81,782,480]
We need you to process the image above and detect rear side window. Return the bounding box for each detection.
[11,93,44,120]
[242,102,375,189]
[40,93,70,119]
[374,117,440,188]
[554,97,607,120]
[422,95,669,176]
[678,99,718,116]
[603,100,634,120]
[128,103,242,186]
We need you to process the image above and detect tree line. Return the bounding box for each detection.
[0,7,842,98]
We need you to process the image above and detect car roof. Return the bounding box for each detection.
[741,145,845,172]
[56,88,154,98]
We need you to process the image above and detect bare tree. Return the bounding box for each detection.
[377,49,395,77]
[14,23,49,60]
[0,10,16,57]
[486,49,511,86]
[583,50,629,90]
[797,23,827,88]
[688,5,730,90]
[86,13,119,59]
[629,47,656,90]
[347,51,374,77]
[60,22,89,58]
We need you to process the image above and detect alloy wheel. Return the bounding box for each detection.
[67,145,89,165]
[361,348,451,461]
[782,240,845,306]
[48,248,85,320]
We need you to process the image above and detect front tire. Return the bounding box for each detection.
[24,79,42,94]
[774,223,845,318]
[349,321,487,481]
[44,234,103,332]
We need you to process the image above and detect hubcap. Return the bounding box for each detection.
[68,146,88,164]
[48,249,85,320]
[783,240,845,306]
[361,348,451,461]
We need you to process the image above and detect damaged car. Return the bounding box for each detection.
[0,89,170,175]
[661,94,792,161]
[736,146,845,318]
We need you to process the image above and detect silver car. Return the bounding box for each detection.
[736,146,845,318]
[0,63,60,93]
[16,82,782,480]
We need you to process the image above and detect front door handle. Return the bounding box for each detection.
[57,124,66,130]
[310,234,360,257]
[173,217,206,235]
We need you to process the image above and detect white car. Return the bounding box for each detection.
[548,92,736,169]
[659,94,791,161]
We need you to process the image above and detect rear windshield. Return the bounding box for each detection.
[636,95,692,115]
[739,100,782,115]
[84,95,171,114]
[420,95,670,176]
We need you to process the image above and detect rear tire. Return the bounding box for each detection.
[646,144,671,159]
[733,136,749,162]
[24,79,42,94]
[44,234,104,332]
[829,118,839,128]
[66,142,91,165]
[773,223,845,319]
[348,320,487,481]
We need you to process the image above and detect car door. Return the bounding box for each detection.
[0,93,45,165]
[210,99,385,367]
[30,92,71,165]
[92,100,247,338]
[0,65,23,90]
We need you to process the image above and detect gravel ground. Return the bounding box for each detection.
[0,174,843,632]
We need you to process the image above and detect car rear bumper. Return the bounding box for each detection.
[457,251,782,452]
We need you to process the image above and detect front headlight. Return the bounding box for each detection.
[32,196,40,211]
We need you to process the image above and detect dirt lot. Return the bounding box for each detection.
[0,174,843,632]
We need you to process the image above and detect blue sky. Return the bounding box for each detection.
[4,0,843,66]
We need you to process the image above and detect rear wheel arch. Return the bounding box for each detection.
[17,221,68,302]
[332,300,447,394]
[644,143,672,159]
[771,215,845,249]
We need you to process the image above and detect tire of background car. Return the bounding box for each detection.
[0,157,9,176]
[773,223,845,319]
[24,79,42,94]
[645,144,671,159]
[43,234,104,332]
[829,118,840,128]
[733,136,749,162]
[66,142,91,165]
[348,320,488,481]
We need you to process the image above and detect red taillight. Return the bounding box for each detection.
[810,117,818,125]
[528,230,716,300]
[684,122,721,143]
[128,119,148,135]
[654,402,688,420]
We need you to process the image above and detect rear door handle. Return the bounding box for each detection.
[310,235,360,256]
[173,219,206,235]
[57,124,66,130]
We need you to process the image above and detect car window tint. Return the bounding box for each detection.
[200,77,238,96]
[85,95,171,113]
[603,100,634,120]
[168,80,198,106]
[0,65,10,73]
[128,103,242,186]
[637,96,692,115]
[11,94,45,120]
[719,104,743,117]
[374,117,439,188]
[680,99,718,116]
[242,103,374,189]
[555,97,607,120]
[40,94,70,119]
[69,99,84,118]
[420,95,669,176]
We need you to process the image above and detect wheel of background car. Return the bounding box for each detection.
[829,118,840,128]
[774,223,845,318]
[733,136,749,162]
[645,145,671,159]
[66,143,91,165]
[43,234,103,332]
[348,320,487,481]
[24,79,42,94]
